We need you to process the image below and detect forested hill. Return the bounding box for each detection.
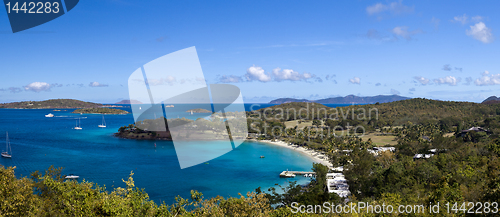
[256,98,500,125]
[269,94,410,104]
[0,99,101,109]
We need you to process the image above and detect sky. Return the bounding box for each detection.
[0,0,500,103]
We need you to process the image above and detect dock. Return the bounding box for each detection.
[279,171,315,178]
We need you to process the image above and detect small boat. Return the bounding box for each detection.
[74,118,82,130]
[98,115,106,128]
[45,113,54,117]
[1,132,12,158]
[191,110,194,115]
[304,174,308,177]
[280,170,296,178]
[260,155,265,158]
[65,174,79,179]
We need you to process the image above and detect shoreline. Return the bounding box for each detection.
[251,139,333,169]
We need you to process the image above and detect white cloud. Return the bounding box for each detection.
[245,65,271,82]
[366,3,387,15]
[431,17,440,30]
[366,1,413,16]
[219,75,242,83]
[453,14,468,25]
[434,76,460,86]
[140,76,176,86]
[9,87,22,93]
[392,26,423,40]
[413,76,430,85]
[390,89,400,95]
[442,64,452,71]
[349,77,360,84]
[465,77,473,85]
[471,16,483,22]
[89,81,109,87]
[474,71,500,86]
[466,22,494,43]
[24,82,51,92]
[272,67,313,82]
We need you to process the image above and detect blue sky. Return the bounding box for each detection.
[1,0,499,103]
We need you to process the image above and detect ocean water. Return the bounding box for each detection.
[0,105,310,204]
[0,103,352,203]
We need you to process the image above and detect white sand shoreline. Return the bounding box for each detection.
[251,139,333,169]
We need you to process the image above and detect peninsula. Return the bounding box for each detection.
[0,99,101,109]
[72,108,129,114]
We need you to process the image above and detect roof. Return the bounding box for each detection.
[413,154,434,159]
[461,127,488,133]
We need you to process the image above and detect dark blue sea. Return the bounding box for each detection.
[0,103,351,204]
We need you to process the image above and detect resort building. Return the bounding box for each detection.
[326,172,351,198]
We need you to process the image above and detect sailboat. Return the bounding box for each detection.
[74,118,82,130]
[98,115,106,128]
[191,110,193,115]
[2,132,12,158]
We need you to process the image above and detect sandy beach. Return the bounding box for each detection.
[253,139,333,169]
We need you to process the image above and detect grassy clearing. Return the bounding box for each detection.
[284,120,315,129]
[361,132,397,146]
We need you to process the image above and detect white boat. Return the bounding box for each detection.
[45,113,54,117]
[191,110,193,115]
[65,174,79,179]
[98,115,106,128]
[74,118,82,130]
[1,132,12,158]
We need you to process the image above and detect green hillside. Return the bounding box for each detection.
[0,99,101,109]
[72,108,129,114]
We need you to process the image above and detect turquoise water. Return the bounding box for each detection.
[0,106,319,204]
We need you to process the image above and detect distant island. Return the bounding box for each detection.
[72,108,129,114]
[186,108,212,113]
[0,99,101,109]
[269,94,410,104]
[115,99,142,104]
[482,96,500,105]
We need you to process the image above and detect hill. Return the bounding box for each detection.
[268,98,312,104]
[186,108,212,113]
[255,98,500,125]
[0,99,101,109]
[269,94,410,104]
[72,108,129,114]
[115,99,142,104]
[482,96,500,105]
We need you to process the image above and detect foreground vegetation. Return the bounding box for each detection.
[0,163,340,216]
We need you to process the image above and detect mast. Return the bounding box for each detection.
[5,132,8,154]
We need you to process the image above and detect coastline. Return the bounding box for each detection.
[252,139,333,169]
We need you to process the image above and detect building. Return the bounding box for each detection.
[326,173,351,198]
